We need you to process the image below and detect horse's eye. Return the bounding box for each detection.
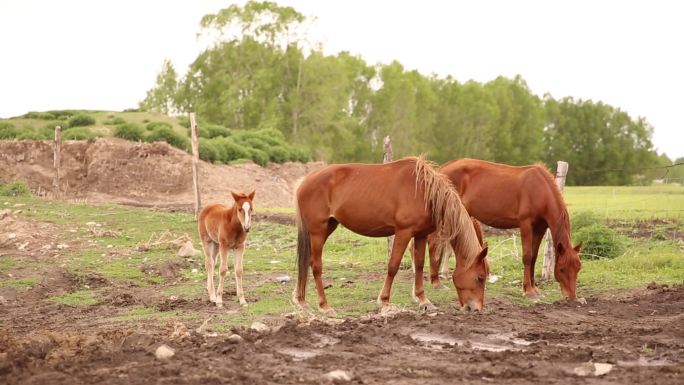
[477,276,485,283]
[559,267,566,273]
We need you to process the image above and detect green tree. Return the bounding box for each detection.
[140,59,179,114]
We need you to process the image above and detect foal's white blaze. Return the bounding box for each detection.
[242,201,251,230]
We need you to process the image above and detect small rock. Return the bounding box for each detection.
[41,244,52,250]
[178,241,199,257]
[8,233,16,239]
[488,274,501,284]
[13,203,25,207]
[324,370,352,382]
[574,362,613,377]
[56,243,69,250]
[276,275,290,283]
[191,268,199,274]
[106,245,113,248]
[154,344,175,359]
[85,221,97,226]
[17,242,29,250]
[269,260,281,264]
[12,210,22,215]
[250,321,271,334]
[227,334,244,344]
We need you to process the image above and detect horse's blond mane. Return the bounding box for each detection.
[412,155,482,269]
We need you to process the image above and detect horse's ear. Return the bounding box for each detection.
[556,242,565,255]
[230,191,241,202]
[573,241,583,253]
[248,190,256,201]
[478,245,488,261]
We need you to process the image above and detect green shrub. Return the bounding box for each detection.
[291,146,310,162]
[67,114,96,128]
[145,127,189,150]
[574,224,625,260]
[0,181,31,197]
[211,137,250,162]
[62,127,96,140]
[0,122,18,139]
[104,117,126,125]
[142,119,150,123]
[202,124,232,139]
[256,128,285,141]
[177,116,190,128]
[114,123,145,141]
[145,121,173,131]
[268,145,291,163]
[22,111,57,120]
[248,148,269,166]
[571,211,602,231]
[198,138,219,162]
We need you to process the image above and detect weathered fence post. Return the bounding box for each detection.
[383,136,394,260]
[542,161,569,280]
[52,125,62,196]
[189,113,201,219]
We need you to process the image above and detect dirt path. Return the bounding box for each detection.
[1,282,682,385]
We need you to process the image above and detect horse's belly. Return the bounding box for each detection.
[339,219,395,238]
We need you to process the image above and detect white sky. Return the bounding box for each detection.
[1,0,682,160]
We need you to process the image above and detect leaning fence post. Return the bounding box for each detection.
[383,136,394,260]
[52,125,62,197]
[542,161,569,280]
[189,113,201,219]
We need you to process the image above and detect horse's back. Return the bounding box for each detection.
[441,159,553,228]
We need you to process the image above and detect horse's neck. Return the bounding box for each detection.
[226,206,241,230]
[544,198,571,250]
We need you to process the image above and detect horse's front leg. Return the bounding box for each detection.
[412,235,437,311]
[234,243,247,306]
[377,231,412,313]
[215,243,230,308]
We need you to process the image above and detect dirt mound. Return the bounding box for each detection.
[0,138,324,208]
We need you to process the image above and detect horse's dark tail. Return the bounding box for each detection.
[294,189,310,306]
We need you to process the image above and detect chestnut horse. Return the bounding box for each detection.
[293,156,488,314]
[430,159,582,300]
[198,191,255,308]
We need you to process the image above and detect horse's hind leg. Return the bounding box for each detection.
[378,230,412,312]
[412,236,436,311]
[520,220,542,299]
[215,242,230,308]
[202,239,218,303]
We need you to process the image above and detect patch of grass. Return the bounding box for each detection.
[564,185,684,220]
[0,181,32,197]
[0,277,38,289]
[50,290,98,306]
[111,306,204,322]
[0,258,17,272]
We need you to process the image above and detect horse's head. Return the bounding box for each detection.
[452,245,489,312]
[554,241,582,300]
[231,190,255,232]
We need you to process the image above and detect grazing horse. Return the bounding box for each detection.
[429,159,582,300]
[198,191,255,308]
[293,156,488,314]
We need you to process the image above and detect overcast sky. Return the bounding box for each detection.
[1,0,682,159]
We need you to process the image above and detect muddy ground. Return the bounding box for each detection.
[1,284,682,385]
[1,236,682,385]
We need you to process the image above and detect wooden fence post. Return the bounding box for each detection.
[189,113,201,219]
[541,161,569,280]
[53,126,62,196]
[383,136,394,259]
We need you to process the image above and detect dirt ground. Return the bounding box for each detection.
[0,138,324,208]
[1,276,682,385]
[0,215,682,385]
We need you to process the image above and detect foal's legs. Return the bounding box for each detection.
[215,242,230,308]
[412,236,436,311]
[202,239,218,303]
[234,243,247,306]
[378,230,412,312]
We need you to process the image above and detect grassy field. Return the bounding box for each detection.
[1,185,682,329]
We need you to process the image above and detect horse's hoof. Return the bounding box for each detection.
[320,306,337,316]
[432,283,448,291]
[216,302,224,308]
[240,301,248,307]
[380,303,398,315]
[576,297,587,305]
[419,302,437,312]
[523,291,542,301]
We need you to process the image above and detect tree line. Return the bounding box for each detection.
[140,1,672,185]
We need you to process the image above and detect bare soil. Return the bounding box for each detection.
[1,213,682,385]
[0,138,324,208]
